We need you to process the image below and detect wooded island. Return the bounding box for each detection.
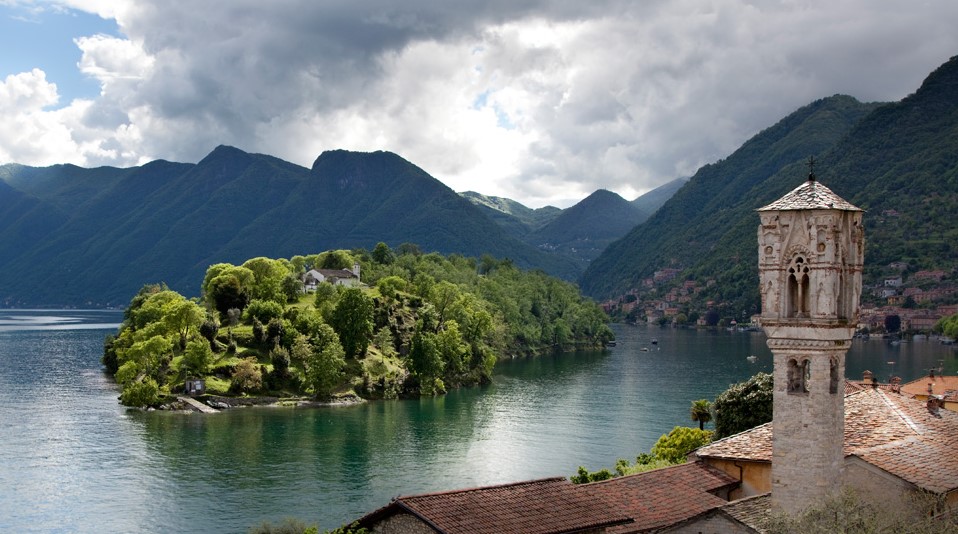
[102,243,614,407]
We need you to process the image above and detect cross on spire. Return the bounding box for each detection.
[807,156,816,182]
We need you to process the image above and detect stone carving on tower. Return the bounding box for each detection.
[757,159,863,515]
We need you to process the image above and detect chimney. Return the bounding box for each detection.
[862,370,873,382]
[889,376,901,394]
[930,368,936,379]
[928,383,934,394]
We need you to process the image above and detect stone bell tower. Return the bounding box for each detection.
[757,160,863,515]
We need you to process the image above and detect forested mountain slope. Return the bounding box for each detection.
[581,94,880,303]
[0,148,577,307]
[583,55,958,317]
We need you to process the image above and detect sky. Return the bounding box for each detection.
[1,1,957,208]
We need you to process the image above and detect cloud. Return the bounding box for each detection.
[2,0,958,207]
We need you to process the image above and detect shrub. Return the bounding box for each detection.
[230,357,263,394]
[120,377,160,407]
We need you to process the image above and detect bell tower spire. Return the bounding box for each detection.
[757,167,863,515]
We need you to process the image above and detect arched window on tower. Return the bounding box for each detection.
[829,357,839,394]
[787,256,810,318]
[787,358,809,394]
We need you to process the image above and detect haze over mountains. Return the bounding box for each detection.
[2,55,957,309]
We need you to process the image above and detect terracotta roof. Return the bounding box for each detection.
[758,178,861,212]
[589,462,739,533]
[693,423,773,462]
[695,388,958,495]
[720,493,771,533]
[357,477,633,534]
[849,390,958,494]
[900,374,958,401]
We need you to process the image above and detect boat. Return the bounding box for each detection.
[640,347,649,352]
[651,339,658,345]
[746,355,758,362]
[606,342,617,347]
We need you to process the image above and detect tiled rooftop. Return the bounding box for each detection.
[695,388,958,495]
[361,477,633,534]
[590,462,739,533]
[901,374,958,401]
[721,493,772,533]
[693,423,773,462]
[758,178,861,212]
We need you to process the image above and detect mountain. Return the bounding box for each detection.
[581,93,881,303]
[632,177,688,218]
[460,191,562,238]
[583,55,958,317]
[525,189,646,267]
[0,148,578,307]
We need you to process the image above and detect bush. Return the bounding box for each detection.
[713,373,773,439]
[245,299,285,325]
[650,426,713,463]
[230,357,263,394]
[120,377,160,407]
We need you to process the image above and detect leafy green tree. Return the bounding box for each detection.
[317,250,354,269]
[329,287,374,358]
[376,276,408,301]
[182,339,213,376]
[372,242,395,265]
[690,399,712,430]
[119,335,172,380]
[570,466,614,484]
[436,321,469,377]
[230,357,262,394]
[281,273,304,302]
[713,372,773,439]
[120,377,161,407]
[163,297,205,350]
[409,330,444,395]
[650,426,713,463]
[206,266,255,316]
[306,324,346,398]
[314,282,338,316]
[242,257,290,303]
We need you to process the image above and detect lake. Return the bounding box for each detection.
[1,310,955,533]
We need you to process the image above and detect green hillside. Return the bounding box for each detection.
[631,177,689,218]
[583,55,958,318]
[460,191,562,238]
[581,94,880,307]
[527,189,646,267]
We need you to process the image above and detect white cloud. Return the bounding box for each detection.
[2,0,958,207]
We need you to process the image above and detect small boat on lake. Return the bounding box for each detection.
[651,339,658,345]
[746,355,758,362]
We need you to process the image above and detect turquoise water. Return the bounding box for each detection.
[0,310,954,533]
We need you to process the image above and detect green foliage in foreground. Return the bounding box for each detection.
[713,372,773,439]
[765,489,954,534]
[104,245,613,407]
[571,427,713,483]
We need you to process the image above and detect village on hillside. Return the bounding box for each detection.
[602,263,957,338]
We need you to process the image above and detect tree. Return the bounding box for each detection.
[120,377,160,407]
[242,257,290,303]
[231,357,262,394]
[690,399,712,430]
[306,324,346,398]
[409,330,445,395]
[650,426,713,463]
[182,339,213,376]
[713,372,773,439]
[329,287,374,358]
[162,297,205,350]
[281,273,304,302]
[372,242,395,265]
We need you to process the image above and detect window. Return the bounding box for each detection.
[787,256,810,318]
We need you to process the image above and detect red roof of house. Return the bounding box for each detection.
[589,462,739,533]
[694,388,958,495]
[356,477,633,534]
